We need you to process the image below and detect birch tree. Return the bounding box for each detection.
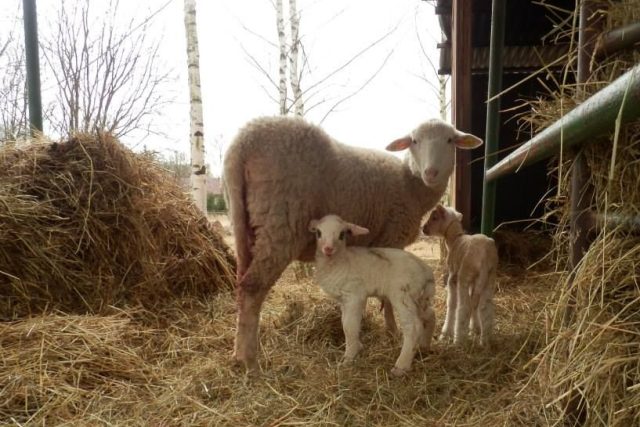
[288,0,303,116]
[243,2,396,120]
[184,0,207,213]
[276,0,288,115]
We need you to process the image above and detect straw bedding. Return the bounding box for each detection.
[0,134,235,318]
[0,255,560,425]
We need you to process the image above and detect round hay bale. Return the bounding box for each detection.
[0,134,236,318]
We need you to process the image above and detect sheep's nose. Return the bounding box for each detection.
[423,168,439,182]
[323,247,334,256]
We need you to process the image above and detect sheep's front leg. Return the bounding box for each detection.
[340,298,366,363]
[440,274,457,341]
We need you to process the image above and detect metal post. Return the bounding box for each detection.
[569,0,600,275]
[22,0,43,134]
[480,0,506,237]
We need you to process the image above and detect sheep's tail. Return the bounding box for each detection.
[223,146,252,281]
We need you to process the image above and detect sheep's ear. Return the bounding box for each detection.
[453,132,483,149]
[347,223,369,236]
[308,219,319,232]
[435,204,446,216]
[385,136,413,152]
[454,211,463,222]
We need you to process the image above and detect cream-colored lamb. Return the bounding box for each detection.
[422,205,498,346]
[310,214,436,376]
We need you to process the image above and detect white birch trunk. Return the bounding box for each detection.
[276,0,288,115]
[288,0,303,116]
[184,0,207,213]
[439,75,447,121]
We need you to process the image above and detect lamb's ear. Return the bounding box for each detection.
[386,136,413,152]
[453,131,483,149]
[446,208,463,222]
[308,219,319,232]
[346,223,369,236]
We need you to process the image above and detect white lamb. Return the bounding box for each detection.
[422,205,498,346]
[310,214,436,376]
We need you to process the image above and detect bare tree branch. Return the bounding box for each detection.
[39,0,173,138]
[320,47,396,124]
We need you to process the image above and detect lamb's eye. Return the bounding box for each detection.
[412,138,417,145]
[316,230,322,239]
[339,231,346,240]
[447,137,453,144]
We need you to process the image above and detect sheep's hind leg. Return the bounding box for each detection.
[233,235,294,372]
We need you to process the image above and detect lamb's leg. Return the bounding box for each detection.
[454,278,471,344]
[381,297,399,335]
[477,270,496,346]
[440,274,457,341]
[420,305,436,352]
[470,310,482,335]
[391,299,423,376]
[341,298,366,363]
[233,238,293,371]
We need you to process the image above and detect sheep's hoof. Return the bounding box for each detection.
[231,352,259,374]
[390,366,408,377]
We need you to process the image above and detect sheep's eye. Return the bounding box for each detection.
[316,230,322,239]
[339,231,346,240]
[411,138,417,145]
[447,137,453,144]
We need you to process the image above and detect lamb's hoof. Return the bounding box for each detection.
[439,333,452,342]
[390,366,408,377]
[340,356,356,366]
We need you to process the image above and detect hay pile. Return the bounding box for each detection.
[512,1,640,424]
[0,134,235,318]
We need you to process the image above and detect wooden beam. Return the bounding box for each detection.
[451,0,473,230]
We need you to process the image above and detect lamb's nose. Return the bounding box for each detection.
[323,247,334,256]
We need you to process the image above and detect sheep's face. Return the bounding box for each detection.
[386,119,483,189]
[309,215,369,258]
[422,204,463,237]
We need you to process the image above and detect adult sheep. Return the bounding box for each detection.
[223,115,483,370]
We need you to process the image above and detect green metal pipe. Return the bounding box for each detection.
[22,0,43,134]
[480,0,506,237]
[485,62,640,182]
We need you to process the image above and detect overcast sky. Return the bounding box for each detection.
[1,0,445,176]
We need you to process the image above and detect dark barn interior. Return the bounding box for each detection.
[435,0,576,231]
